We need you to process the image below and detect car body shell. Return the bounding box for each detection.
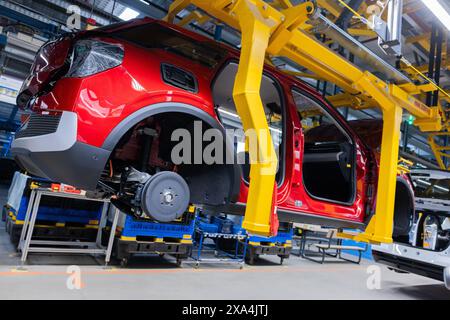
[13,17,414,229]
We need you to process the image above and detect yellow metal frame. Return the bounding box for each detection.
[230,1,278,235]
[397,158,413,175]
[429,132,450,170]
[164,0,444,243]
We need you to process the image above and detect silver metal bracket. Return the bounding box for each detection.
[371,0,403,56]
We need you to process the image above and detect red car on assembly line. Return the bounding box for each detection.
[12,18,414,238]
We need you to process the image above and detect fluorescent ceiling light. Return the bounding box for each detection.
[421,0,450,31]
[417,179,431,186]
[119,7,140,21]
[218,108,240,118]
[434,184,450,192]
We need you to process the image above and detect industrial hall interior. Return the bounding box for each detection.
[0,0,450,301]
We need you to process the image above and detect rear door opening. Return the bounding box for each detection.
[292,88,356,204]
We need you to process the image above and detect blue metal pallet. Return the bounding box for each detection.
[227,216,294,244]
[196,216,246,235]
[13,195,103,225]
[194,217,219,233]
[197,215,293,243]
[113,211,197,267]
[120,212,196,240]
[247,225,293,244]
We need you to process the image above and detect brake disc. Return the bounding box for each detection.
[140,171,190,222]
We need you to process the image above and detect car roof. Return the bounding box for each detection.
[86,17,307,87]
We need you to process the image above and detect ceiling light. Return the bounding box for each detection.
[421,0,450,31]
[417,179,431,186]
[119,7,140,21]
[434,185,449,192]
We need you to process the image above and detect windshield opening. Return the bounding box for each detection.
[111,23,226,68]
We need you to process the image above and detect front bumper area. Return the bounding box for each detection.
[12,111,110,190]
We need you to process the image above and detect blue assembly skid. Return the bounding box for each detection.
[111,206,197,267]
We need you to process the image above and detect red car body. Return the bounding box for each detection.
[12,18,414,232]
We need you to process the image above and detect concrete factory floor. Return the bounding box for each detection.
[1,184,449,300]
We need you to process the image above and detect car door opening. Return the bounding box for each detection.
[292,89,356,204]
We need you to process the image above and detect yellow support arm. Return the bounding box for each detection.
[231,0,279,236]
[352,75,403,243]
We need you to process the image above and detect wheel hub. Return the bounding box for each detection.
[162,189,175,204]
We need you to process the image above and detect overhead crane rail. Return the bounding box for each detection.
[164,0,445,244]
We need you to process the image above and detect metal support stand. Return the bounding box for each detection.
[17,188,119,269]
[192,229,248,269]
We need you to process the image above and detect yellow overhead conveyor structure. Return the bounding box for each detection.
[164,0,444,244]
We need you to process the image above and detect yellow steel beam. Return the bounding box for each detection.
[326,92,378,109]
[399,82,439,95]
[347,27,377,37]
[272,0,293,9]
[401,62,429,74]
[353,74,403,243]
[268,30,361,94]
[163,0,190,23]
[397,157,413,175]
[177,10,210,26]
[281,70,325,81]
[230,0,278,236]
[405,32,431,45]
[326,93,360,108]
[316,0,342,18]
